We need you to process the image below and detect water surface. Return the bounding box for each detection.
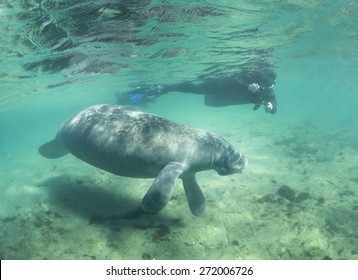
[0,0,357,260]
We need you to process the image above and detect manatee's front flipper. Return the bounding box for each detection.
[182,175,205,216]
[39,138,68,159]
[141,162,186,214]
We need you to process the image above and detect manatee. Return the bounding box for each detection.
[39,104,247,216]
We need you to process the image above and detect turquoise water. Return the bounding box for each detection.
[0,0,357,260]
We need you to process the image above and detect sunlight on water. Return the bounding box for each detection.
[0,0,357,260]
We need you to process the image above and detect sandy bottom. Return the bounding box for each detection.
[1,96,357,260]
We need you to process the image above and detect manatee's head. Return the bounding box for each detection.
[217,151,247,176]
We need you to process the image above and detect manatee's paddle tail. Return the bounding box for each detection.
[38,138,68,159]
[182,175,205,216]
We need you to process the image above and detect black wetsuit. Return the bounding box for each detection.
[164,71,277,114]
[118,70,277,114]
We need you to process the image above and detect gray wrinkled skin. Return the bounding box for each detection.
[39,104,247,216]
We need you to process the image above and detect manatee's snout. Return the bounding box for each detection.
[232,152,247,172]
[218,151,248,176]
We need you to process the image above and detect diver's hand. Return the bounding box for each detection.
[248,83,260,93]
[264,102,273,112]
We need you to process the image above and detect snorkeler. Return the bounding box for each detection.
[117,68,277,114]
